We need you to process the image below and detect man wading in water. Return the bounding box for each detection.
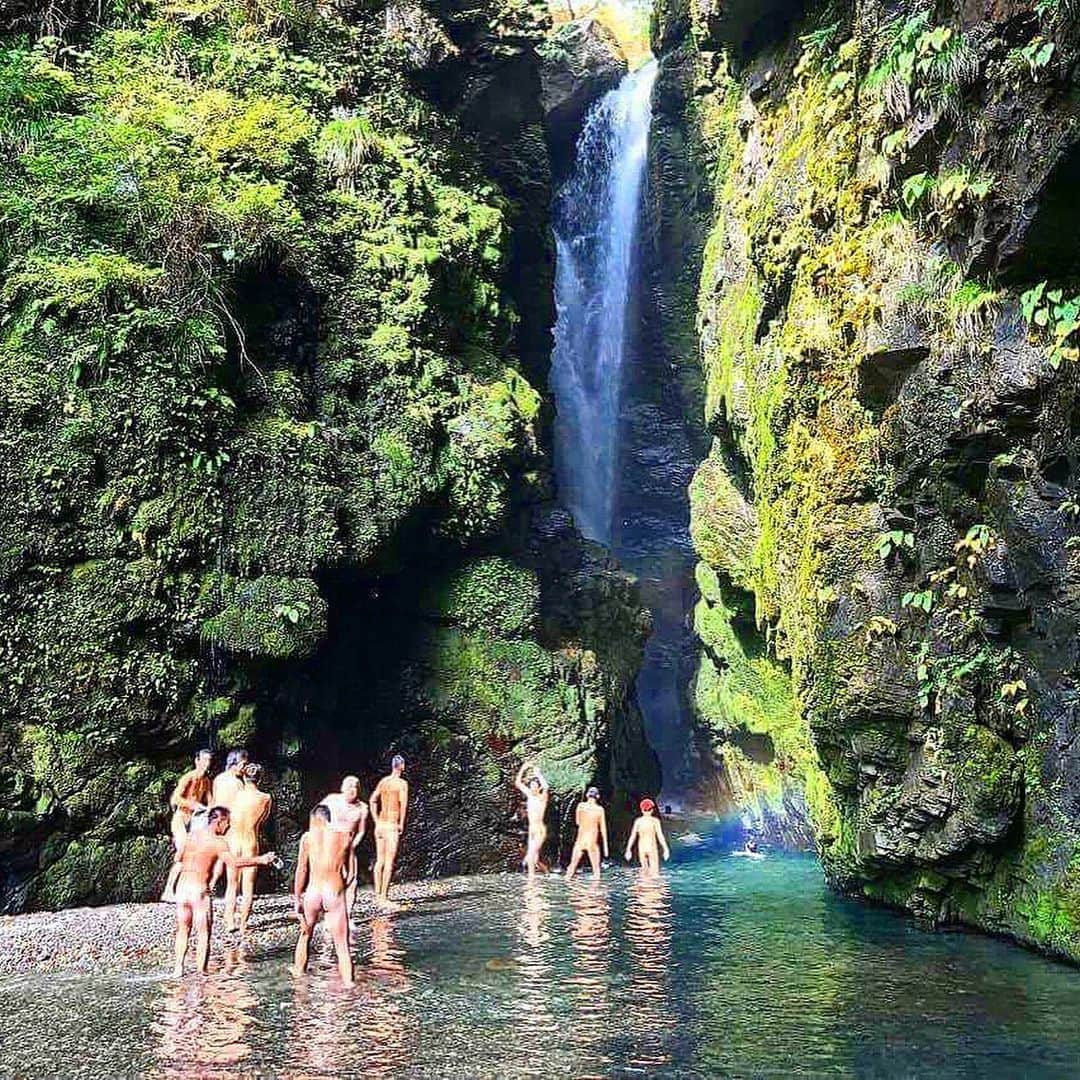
[319,775,369,916]
[162,748,212,901]
[514,761,549,878]
[172,806,276,977]
[291,804,355,986]
[625,798,670,877]
[370,755,408,904]
[566,786,609,882]
[226,762,273,933]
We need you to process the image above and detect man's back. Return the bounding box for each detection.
[179,833,227,887]
[307,827,351,888]
[576,802,604,844]
[376,776,407,823]
[231,785,271,838]
[213,771,243,808]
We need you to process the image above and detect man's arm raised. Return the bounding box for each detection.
[514,762,531,798]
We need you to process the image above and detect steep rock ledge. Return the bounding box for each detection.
[0,0,656,911]
[655,0,1080,957]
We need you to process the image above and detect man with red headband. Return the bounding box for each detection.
[625,798,670,877]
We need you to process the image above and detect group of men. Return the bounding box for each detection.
[165,748,409,981]
[515,761,671,882]
[164,750,668,983]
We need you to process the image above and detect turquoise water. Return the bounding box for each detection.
[3,840,1080,1078]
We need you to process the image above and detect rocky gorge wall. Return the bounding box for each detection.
[654,0,1080,956]
[0,0,658,911]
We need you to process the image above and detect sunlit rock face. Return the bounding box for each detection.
[0,0,656,912]
[540,16,628,177]
[654,0,1080,958]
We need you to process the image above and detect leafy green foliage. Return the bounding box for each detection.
[0,0,551,906]
[1019,282,1080,368]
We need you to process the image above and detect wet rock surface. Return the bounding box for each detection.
[539,17,627,176]
[654,0,1080,958]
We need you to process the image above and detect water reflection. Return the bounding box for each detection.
[359,915,419,1075]
[151,971,257,1078]
[10,855,1080,1079]
[625,874,676,1072]
[567,882,614,1072]
[511,879,559,1076]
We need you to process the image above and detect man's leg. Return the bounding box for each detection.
[381,828,401,901]
[566,843,584,881]
[326,895,355,986]
[292,894,320,975]
[223,861,239,931]
[162,819,186,901]
[239,865,256,934]
[194,893,213,974]
[587,845,601,880]
[373,829,386,901]
[345,848,358,914]
[173,901,193,977]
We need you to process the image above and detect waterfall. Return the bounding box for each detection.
[551,59,659,547]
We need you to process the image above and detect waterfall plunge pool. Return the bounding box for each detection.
[3,840,1080,1078]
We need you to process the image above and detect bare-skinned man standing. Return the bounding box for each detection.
[212,748,249,809]
[291,804,355,986]
[370,755,408,904]
[162,748,212,901]
[319,775,368,914]
[625,798,671,877]
[514,761,548,879]
[566,786,609,882]
[172,806,276,977]
[226,762,273,933]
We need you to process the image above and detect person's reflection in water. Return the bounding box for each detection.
[510,878,559,1073]
[152,969,257,1079]
[360,914,419,1077]
[625,874,675,1072]
[287,971,364,1079]
[567,881,614,1070]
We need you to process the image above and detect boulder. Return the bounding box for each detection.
[539,18,627,173]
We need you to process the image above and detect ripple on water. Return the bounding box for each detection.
[3,852,1080,1078]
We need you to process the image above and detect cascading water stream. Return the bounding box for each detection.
[551,60,658,548]
[551,56,702,797]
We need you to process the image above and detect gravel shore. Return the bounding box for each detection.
[0,879,455,978]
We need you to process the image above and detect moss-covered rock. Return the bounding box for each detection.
[655,0,1080,959]
[0,0,656,911]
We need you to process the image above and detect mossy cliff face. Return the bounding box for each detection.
[655,0,1080,957]
[0,0,656,910]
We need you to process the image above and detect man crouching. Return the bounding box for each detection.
[291,804,355,986]
[172,806,276,977]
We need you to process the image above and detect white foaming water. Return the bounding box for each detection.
[551,59,659,546]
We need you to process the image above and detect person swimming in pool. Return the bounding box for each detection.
[291,804,355,986]
[370,755,409,904]
[566,786,608,882]
[625,799,670,878]
[515,761,549,879]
